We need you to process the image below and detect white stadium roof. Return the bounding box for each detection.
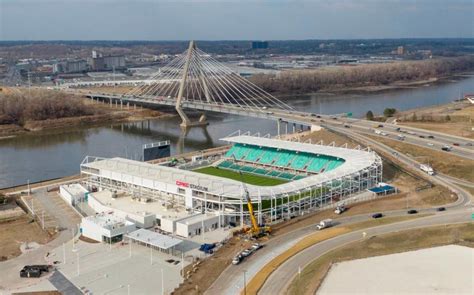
[81,135,379,199]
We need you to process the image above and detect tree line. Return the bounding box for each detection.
[249,56,474,94]
[0,90,94,125]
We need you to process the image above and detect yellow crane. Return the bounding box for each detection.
[238,170,271,238]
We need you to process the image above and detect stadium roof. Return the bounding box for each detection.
[81,135,380,199]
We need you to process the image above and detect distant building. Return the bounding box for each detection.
[53,60,88,74]
[397,46,405,55]
[88,51,126,71]
[252,41,269,50]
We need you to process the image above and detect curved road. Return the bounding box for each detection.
[260,209,473,295]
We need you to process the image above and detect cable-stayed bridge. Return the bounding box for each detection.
[66,41,297,128]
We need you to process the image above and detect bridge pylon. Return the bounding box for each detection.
[176,41,208,129]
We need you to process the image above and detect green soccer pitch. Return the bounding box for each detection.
[193,166,288,186]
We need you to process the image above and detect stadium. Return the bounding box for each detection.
[80,134,382,230]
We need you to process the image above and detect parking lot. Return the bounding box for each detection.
[50,238,187,294]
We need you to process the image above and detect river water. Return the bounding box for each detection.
[1,75,473,189]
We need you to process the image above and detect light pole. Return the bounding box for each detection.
[161,268,164,295]
[243,270,247,295]
[76,252,80,276]
[63,242,66,264]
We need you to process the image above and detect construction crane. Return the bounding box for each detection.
[237,169,271,238]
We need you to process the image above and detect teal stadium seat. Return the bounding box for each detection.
[290,153,311,170]
[274,151,295,167]
[258,148,278,164]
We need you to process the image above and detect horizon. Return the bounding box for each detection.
[1,0,473,41]
[1,37,473,43]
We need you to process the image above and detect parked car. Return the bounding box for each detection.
[437,207,446,212]
[428,135,435,139]
[20,265,50,278]
[251,243,263,251]
[407,209,418,214]
[371,213,383,219]
[453,143,460,146]
[427,142,434,146]
[377,124,384,128]
[241,249,252,257]
[232,255,243,265]
[419,135,425,138]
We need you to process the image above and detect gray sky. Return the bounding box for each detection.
[1,0,473,40]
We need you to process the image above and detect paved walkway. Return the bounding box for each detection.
[49,271,82,295]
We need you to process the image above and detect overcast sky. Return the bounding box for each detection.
[0,0,472,41]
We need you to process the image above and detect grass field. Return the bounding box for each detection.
[193,166,288,186]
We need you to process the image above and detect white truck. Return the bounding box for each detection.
[316,219,333,230]
[419,164,435,175]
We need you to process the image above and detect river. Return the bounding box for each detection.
[1,75,473,189]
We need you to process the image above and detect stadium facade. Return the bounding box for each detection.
[80,135,382,227]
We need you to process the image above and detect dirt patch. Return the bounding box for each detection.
[0,215,57,261]
[79,235,100,243]
[397,101,474,138]
[299,128,359,147]
[288,223,474,295]
[400,121,474,139]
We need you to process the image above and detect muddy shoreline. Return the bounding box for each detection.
[0,107,176,139]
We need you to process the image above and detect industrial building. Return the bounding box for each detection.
[53,60,88,74]
[80,134,382,233]
[88,50,126,71]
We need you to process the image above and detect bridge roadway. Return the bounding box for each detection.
[82,91,473,160]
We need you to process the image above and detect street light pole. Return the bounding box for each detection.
[161,268,164,295]
[243,270,247,295]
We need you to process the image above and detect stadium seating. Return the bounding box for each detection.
[290,153,312,170]
[274,151,295,167]
[220,143,345,181]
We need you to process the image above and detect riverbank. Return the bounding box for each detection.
[0,97,175,138]
[252,56,474,95]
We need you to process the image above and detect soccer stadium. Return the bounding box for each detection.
[80,134,382,229]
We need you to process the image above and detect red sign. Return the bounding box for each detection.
[176,180,189,188]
